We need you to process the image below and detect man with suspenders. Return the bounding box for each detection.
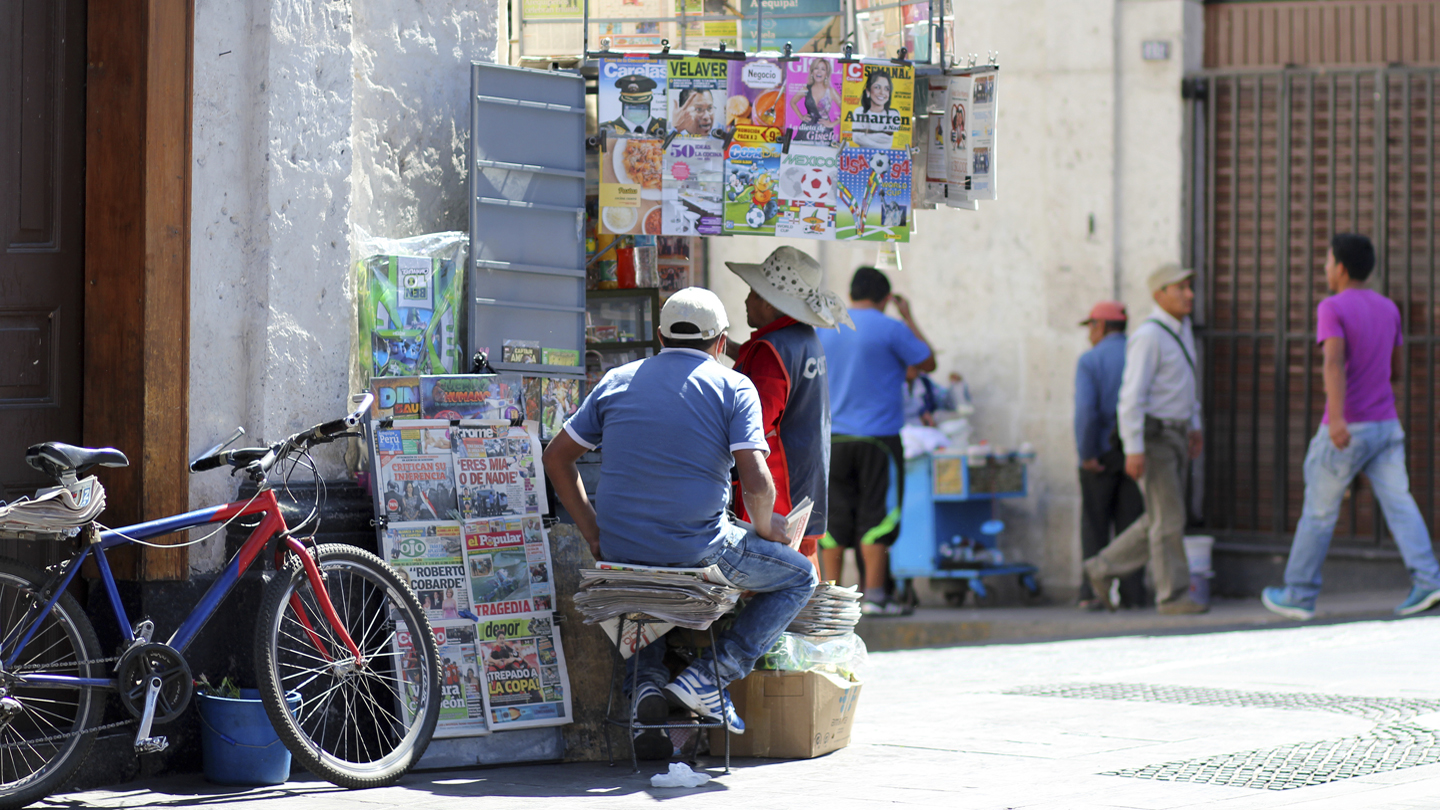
[1083,265,1207,615]
[726,247,853,572]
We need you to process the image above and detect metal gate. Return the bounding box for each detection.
[1184,67,1440,552]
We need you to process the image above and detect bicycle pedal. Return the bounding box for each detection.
[134,736,168,754]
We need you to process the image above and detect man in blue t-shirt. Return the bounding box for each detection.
[543,287,818,755]
[818,267,935,614]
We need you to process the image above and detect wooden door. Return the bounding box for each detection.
[0,0,87,501]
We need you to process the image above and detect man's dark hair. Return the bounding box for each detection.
[1103,320,1126,335]
[850,266,891,303]
[1331,233,1375,281]
[659,324,722,353]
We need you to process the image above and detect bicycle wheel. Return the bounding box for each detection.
[0,557,105,810]
[254,544,440,788]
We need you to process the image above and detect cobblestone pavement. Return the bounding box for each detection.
[44,610,1440,809]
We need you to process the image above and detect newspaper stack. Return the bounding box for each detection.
[787,583,864,637]
[0,477,105,538]
[574,567,741,630]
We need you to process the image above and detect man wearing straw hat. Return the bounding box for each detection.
[725,247,854,572]
[1083,265,1207,615]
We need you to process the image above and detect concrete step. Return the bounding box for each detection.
[854,588,1413,651]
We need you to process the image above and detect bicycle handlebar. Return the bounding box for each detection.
[189,393,374,477]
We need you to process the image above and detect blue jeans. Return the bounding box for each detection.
[1282,420,1440,607]
[628,523,818,689]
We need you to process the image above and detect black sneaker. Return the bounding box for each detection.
[631,682,673,760]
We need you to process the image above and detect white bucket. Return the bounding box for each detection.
[1183,535,1215,575]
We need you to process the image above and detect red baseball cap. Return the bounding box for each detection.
[1080,301,1127,326]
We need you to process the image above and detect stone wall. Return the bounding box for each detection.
[189,0,503,573]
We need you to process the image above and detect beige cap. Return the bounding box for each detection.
[1148,264,1195,294]
[724,246,854,330]
[659,287,729,340]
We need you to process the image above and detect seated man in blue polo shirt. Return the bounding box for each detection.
[544,287,818,754]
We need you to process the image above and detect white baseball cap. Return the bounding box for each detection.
[659,287,729,340]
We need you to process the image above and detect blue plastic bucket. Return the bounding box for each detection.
[196,689,299,786]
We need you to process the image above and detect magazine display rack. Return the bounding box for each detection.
[468,62,587,381]
[890,452,1040,608]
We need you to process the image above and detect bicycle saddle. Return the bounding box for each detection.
[26,443,130,476]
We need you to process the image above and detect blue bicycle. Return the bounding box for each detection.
[0,394,440,808]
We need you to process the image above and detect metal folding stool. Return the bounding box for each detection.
[603,612,731,775]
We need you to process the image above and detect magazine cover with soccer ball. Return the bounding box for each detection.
[775,144,839,240]
[722,127,784,236]
[834,145,911,242]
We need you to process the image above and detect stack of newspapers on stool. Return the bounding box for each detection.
[575,565,741,630]
[787,583,863,637]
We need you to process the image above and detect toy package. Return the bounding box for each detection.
[360,246,465,379]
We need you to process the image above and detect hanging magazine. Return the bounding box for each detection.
[463,516,555,618]
[775,144,840,240]
[722,129,783,235]
[374,421,457,523]
[726,57,787,131]
[597,59,669,137]
[923,75,950,205]
[662,137,725,236]
[477,613,572,729]
[835,145,911,242]
[782,56,843,147]
[944,74,973,205]
[967,71,999,201]
[840,62,913,150]
[385,522,470,623]
[667,58,727,139]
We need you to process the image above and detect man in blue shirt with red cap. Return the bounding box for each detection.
[1074,301,1144,609]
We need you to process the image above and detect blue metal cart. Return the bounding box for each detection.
[892,453,1041,607]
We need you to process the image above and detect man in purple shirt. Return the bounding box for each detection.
[1262,233,1440,620]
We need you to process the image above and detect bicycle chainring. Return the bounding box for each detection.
[116,643,193,724]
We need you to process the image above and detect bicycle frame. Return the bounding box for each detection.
[1,489,363,689]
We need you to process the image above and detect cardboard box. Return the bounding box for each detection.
[708,670,862,759]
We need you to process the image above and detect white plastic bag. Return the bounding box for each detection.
[651,762,711,788]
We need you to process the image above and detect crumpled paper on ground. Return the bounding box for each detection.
[650,762,711,788]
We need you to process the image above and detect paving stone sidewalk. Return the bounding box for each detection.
[45,590,1440,809]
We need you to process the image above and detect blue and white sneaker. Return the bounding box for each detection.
[664,666,744,735]
[1261,587,1315,621]
[1395,585,1440,617]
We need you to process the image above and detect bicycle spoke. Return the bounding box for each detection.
[259,548,438,785]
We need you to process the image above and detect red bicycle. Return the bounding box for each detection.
[0,394,440,808]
